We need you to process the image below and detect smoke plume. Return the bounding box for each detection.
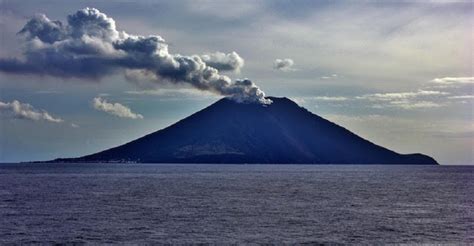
[0,8,271,104]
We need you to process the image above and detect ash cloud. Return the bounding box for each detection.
[0,8,271,104]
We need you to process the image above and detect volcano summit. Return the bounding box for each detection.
[52,97,437,164]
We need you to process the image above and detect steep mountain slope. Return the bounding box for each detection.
[54,97,437,164]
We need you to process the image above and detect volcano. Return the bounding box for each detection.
[53,97,437,164]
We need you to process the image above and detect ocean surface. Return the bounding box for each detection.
[0,164,472,244]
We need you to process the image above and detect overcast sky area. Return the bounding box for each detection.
[0,0,472,164]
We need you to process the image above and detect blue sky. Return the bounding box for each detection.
[0,0,472,164]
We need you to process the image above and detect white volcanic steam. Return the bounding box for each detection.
[0,8,271,104]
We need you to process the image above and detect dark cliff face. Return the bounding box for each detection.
[55,97,438,164]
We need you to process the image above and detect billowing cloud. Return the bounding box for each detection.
[273,58,294,71]
[92,97,143,119]
[431,77,474,85]
[0,100,63,123]
[200,51,244,72]
[0,8,270,104]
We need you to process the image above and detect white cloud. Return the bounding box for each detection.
[290,96,348,105]
[321,74,338,79]
[293,87,452,110]
[448,95,474,99]
[0,100,63,123]
[357,90,449,101]
[312,96,348,101]
[431,77,474,85]
[273,58,295,71]
[389,100,443,109]
[200,51,244,72]
[347,76,474,110]
[92,97,143,119]
[356,89,449,110]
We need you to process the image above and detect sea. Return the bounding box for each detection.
[0,163,472,244]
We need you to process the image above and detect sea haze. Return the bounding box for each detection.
[0,164,472,244]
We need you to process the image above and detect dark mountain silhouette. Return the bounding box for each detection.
[52,97,437,164]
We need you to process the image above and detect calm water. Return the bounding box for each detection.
[0,164,472,244]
